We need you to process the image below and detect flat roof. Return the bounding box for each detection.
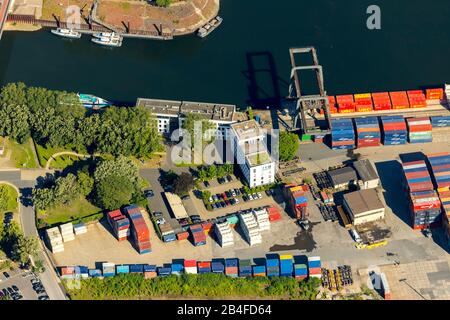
[247,150,272,167]
[164,192,189,219]
[230,120,264,141]
[343,189,384,215]
[353,159,379,182]
[136,98,236,121]
[328,167,358,186]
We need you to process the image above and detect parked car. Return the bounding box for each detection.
[225,191,231,198]
[252,193,258,199]
[2,288,8,296]
[7,287,14,294]
[181,195,190,200]
[248,194,254,201]
[265,189,273,196]
[222,193,228,200]
[234,198,240,204]
[235,188,241,196]
[38,295,50,300]
[178,218,189,226]
[220,201,226,208]
[231,190,236,197]
[257,192,263,199]
[213,194,219,202]
[225,200,231,206]
[153,212,163,218]
[242,195,248,202]
[218,177,225,184]
[144,189,154,198]
[227,175,233,182]
[350,229,363,243]
[211,203,217,210]
[11,285,19,292]
[204,181,210,188]
[3,272,10,279]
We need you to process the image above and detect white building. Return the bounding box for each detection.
[343,189,385,226]
[353,159,380,190]
[136,98,238,138]
[230,120,276,188]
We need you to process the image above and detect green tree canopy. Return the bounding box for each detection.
[174,172,195,196]
[279,131,300,161]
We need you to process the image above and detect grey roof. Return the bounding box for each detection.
[353,159,379,182]
[343,189,384,215]
[328,166,358,186]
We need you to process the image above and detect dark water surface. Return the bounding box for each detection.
[1,0,450,107]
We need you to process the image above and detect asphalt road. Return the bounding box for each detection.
[0,169,67,300]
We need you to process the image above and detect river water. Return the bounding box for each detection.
[1,0,450,107]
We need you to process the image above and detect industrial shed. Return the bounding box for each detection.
[327,166,358,190]
[353,159,380,189]
[343,189,385,225]
[164,192,189,220]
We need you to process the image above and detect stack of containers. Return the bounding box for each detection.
[409,190,442,230]
[143,265,157,279]
[102,262,116,277]
[197,261,211,274]
[313,134,326,144]
[307,257,322,279]
[389,91,410,109]
[59,267,75,280]
[190,224,207,246]
[73,223,87,235]
[331,118,355,150]
[279,255,294,277]
[184,260,198,274]
[380,273,392,300]
[129,264,144,274]
[107,209,130,241]
[225,259,239,277]
[176,231,189,241]
[252,265,266,277]
[162,232,177,243]
[116,265,130,275]
[239,212,262,246]
[226,214,239,229]
[283,185,308,220]
[238,259,252,277]
[336,95,356,113]
[381,116,407,145]
[354,117,381,148]
[214,222,234,247]
[406,117,433,144]
[201,222,214,237]
[46,227,64,253]
[266,206,281,222]
[327,96,338,114]
[294,264,308,281]
[171,263,184,275]
[431,116,450,128]
[427,153,450,191]
[211,261,225,274]
[425,88,444,102]
[372,92,392,111]
[59,223,75,243]
[157,267,171,277]
[252,208,270,231]
[438,190,450,244]
[407,90,427,108]
[88,269,102,278]
[125,205,151,254]
[354,93,373,112]
[79,266,89,279]
[266,257,280,277]
[402,161,434,193]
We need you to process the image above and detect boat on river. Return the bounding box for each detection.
[91,36,123,47]
[77,93,112,109]
[92,32,122,41]
[51,28,82,39]
[197,16,223,38]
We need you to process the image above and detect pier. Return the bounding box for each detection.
[0,0,12,39]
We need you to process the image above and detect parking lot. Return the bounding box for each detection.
[0,268,49,300]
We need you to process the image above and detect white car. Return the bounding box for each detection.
[156,218,166,225]
[248,194,254,201]
[234,198,239,204]
[208,196,214,203]
[257,192,263,199]
[350,229,362,243]
[252,193,258,200]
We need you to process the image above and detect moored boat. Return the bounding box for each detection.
[91,36,123,47]
[51,28,82,39]
[197,16,223,38]
[92,32,122,41]
[77,93,112,109]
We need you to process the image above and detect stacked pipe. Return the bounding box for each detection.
[252,208,270,231]
[353,93,373,112]
[46,227,64,253]
[239,212,262,246]
[124,205,151,254]
[331,118,355,150]
[354,117,381,148]
[59,223,75,242]
[214,221,234,247]
[406,117,432,144]
[107,209,130,241]
[407,90,427,108]
[381,116,407,145]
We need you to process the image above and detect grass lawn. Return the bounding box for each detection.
[35,143,89,169]
[0,183,19,227]
[6,138,39,169]
[37,197,102,227]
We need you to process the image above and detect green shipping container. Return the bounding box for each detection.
[301,134,312,141]
[227,215,239,225]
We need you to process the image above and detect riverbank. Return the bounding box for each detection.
[5,0,220,36]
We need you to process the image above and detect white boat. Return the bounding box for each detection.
[197,16,223,38]
[92,32,122,41]
[91,36,123,47]
[51,28,82,39]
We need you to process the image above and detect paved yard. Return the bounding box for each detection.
[0,269,42,300]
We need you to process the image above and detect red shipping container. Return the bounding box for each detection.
[184,260,196,268]
[308,267,322,274]
[197,261,211,268]
[426,88,444,100]
[177,231,189,240]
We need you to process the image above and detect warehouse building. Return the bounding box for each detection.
[136,98,239,138]
[230,120,276,188]
[327,166,358,190]
[343,189,385,226]
[353,159,380,190]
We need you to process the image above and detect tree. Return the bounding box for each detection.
[0,185,17,212]
[279,131,300,161]
[247,106,254,120]
[202,190,211,202]
[206,165,217,179]
[174,172,195,196]
[0,102,30,143]
[78,172,94,197]
[95,174,134,210]
[12,235,39,265]
[155,0,172,7]
[32,259,46,274]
